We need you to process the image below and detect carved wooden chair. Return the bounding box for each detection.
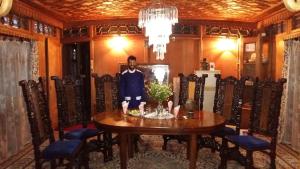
[92,73,120,113]
[178,73,208,110]
[219,78,286,169]
[199,75,248,151]
[51,76,108,161]
[92,73,121,159]
[19,80,87,169]
[51,76,98,139]
[162,73,207,150]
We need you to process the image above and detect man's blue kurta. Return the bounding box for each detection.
[119,69,145,108]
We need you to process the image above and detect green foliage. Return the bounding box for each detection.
[147,82,173,102]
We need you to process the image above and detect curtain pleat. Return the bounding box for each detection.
[279,40,300,153]
[0,39,39,163]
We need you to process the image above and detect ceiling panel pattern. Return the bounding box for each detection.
[22,0,282,22]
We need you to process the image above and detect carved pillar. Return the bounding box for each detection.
[255,33,262,79]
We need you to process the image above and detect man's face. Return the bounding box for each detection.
[128,59,136,70]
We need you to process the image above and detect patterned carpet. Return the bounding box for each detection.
[2,135,299,169]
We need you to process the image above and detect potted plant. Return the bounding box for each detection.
[147,82,173,114]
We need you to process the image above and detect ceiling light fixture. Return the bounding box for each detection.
[0,0,13,17]
[283,0,300,12]
[138,1,178,60]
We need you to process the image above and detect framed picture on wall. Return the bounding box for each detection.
[245,43,256,52]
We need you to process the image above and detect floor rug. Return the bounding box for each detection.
[2,135,299,169]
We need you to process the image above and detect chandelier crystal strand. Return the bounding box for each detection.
[139,2,178,60]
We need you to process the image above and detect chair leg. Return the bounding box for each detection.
[50,159,56,169]
[35,160,42,169]
[245,150,254,169]
[211,136,216,153]
[177,136,183,144]
[162,135,169,150]
[133,135,139,153]
[82,147,90,169]
[66,159,75,169]
[186,139,190,160]
[104,132,113,162]
[219,138,228,169]
[270,150,276,169]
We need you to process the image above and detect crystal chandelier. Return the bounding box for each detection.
[138,1,178,60]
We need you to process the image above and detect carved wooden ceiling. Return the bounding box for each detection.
[20,0,283,22]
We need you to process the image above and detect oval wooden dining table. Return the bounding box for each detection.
[93,111,225,169]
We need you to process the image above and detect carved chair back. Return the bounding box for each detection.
[178,73,208,111]
[92,73,120,113]
[249,78,286,144]
[19,80,55,163]
[51,76,87,140]
[38,77,48,100]
[213,75,248,133]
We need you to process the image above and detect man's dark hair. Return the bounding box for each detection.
[127,55,136,62]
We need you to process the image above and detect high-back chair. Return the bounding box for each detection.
[92,73,120,113]
[162,73,207,150]
[219,78,286,169]
[19,80,86,169]
[213,75,248,134]
[199,75,248,152]
[51,76,98,140]
[178,73,208,111]
[51,76,109,161]
[92,73,121,160]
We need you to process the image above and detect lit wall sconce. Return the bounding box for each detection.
[108,35,129,52]
[216,38,236,51]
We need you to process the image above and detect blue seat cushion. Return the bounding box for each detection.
[211,126,235,137]
[43,140,82,160]
[226,135,270,150]
[64,128,98,140]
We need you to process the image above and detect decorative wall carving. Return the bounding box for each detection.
[173,24,199,35]
[205,25,254,37]
[63,26,89,38]
[93,23,199,36]
[95,24,142,35]
[258,8,293,28]
[1,13,29,30]
[292,13,300,30]
[32,20,56,37]
[13,0,63,29]
[264,22,285,36]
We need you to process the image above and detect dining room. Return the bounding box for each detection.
[0,0,299,169]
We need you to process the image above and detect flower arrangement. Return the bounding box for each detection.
[147,82,173,102]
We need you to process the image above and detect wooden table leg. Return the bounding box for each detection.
[119,133,128,169]
[186,137,190,159]
[189,134,197,169]
[107,132,113,160]
[128,134,133,158]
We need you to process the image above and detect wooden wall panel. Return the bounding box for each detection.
[92,36,238,79]
[202,37,239,78]
[47,37,62,128]
[37,39,46,77]
[275,35,284,80]
[148,38,200,79]
[93,36,146,75]
[92,36,145,114]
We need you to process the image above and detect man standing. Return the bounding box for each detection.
[120,55,145,109]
